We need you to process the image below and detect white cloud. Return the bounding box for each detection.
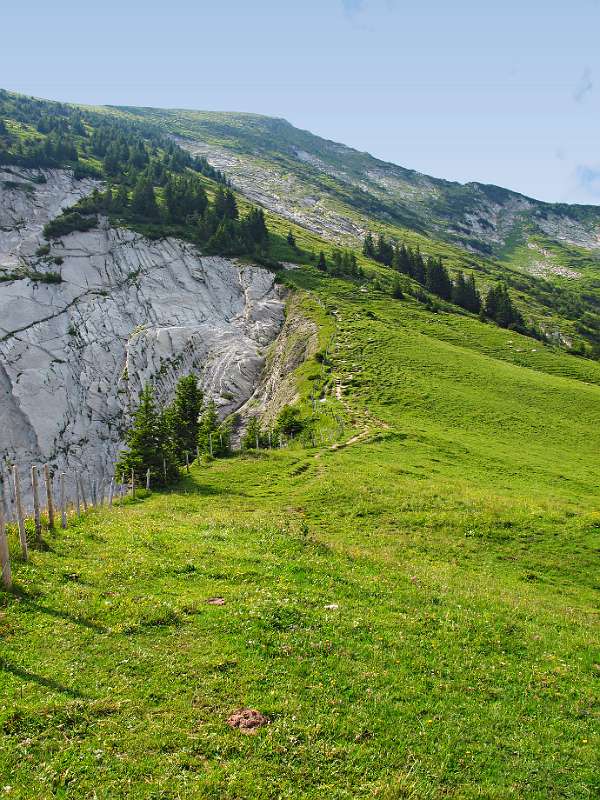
[573,67,593,103]
[575,164,600,199]
[341,0,365,14]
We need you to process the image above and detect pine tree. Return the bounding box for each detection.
[317,251,327,271]
[484,282,522,329]
[465,273,481,313]
[452,271,469,308]
[242,416,264,449]
[167,375,203,463]
[425,257,452,301]
[197,400,220,456]
[214,187,238,220]
[113,184,129,213]
[392,276,404,299]
[286,229,297,249]
[130,175,160,221]
[375,234,394,266]
[116,384,179,487]
[330,249,343,276]
[242,207,269,249]
[410,247,426,284]
[393,244,411,275]
[362,233,375,259]
[206,219,239,255]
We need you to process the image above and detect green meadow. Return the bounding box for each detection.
[1,271,599,798]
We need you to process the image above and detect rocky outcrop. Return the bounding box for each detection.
[236,292,319,429]
[0,170,285,504]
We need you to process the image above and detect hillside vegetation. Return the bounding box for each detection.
[117,105,600,354]
[1,269,599,799]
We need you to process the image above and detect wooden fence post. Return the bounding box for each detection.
[146,468,150,490]
[185,451,189,473]
[60,473,67,529]
[108,478,114,507]
[120,473,125,501]
[1,476,13,525]
[209,433,213,457]
[12,466,27,559]
[75,478,81,516]
[43,464,55,528]
[79,476,88,512]
[196,445,200,461]
[162,458,167,483]
[0,497,12,590]
[131,469,135,499]
[31,465,42,544]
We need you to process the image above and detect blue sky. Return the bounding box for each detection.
[2,0,599,204]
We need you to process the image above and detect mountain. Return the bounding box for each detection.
[116,107,600,256]
[1,91,599,798]
[108,105,600,351]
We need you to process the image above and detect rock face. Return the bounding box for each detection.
[0,169,285,506]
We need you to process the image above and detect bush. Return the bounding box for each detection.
[26,270,62,284]
[275,405,303,437]
[43,211,98,240]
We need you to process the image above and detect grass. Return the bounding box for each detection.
[1,274,599,798]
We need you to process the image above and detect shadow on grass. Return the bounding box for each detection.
[1,660,87,698]
[11,587,108,633]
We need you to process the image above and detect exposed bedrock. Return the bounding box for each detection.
[0,170,285,505]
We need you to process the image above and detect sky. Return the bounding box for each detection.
[2,0,599,204]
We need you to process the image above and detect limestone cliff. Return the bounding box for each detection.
[0,168,285,503]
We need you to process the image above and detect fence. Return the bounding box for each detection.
[0,463,150,591]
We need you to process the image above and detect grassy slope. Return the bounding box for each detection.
[1,274,599,799]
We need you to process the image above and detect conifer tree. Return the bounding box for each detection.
[317,251,327,271]
[425,257,452,301]
[113,184,129,213]
[362,233,375,259]
[116,384,179,487]
[465,272,482,313]
[452,271,469,308]
[392,276,404,299]
[484,282,522,328]
[286,229,297,249]
[375,234,394,266]
[167,375,203,463]
[242,416,264,449]
[197,400,220,456]
[130,175,160,221]
[410,247,426,284]
[242,207,269,249]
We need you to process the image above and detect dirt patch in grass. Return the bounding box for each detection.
[226,708,269,734]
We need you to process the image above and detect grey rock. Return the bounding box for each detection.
[0,171,284,506]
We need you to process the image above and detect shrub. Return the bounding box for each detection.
[43,211,97,240]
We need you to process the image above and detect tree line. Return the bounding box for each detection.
[117,376,307,486]
[364,232,524,330]
[1,91,273,258]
